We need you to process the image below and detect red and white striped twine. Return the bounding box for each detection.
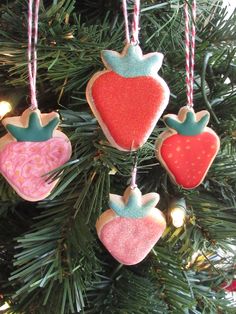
[122,0,140,44]
[130,153,138,189]
[130,164,137,189]
[184,0,196,108]
[28,0,40,110]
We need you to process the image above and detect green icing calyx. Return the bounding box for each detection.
[109,187,159,218]
[164,111,210,136]
[6,112,59,142]
[101,44,163,78]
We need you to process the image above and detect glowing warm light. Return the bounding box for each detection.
[169,198,186,228]
[0,302,10,311]
[109,167,117,175]
[171,206,186,228]
[0,101,12,118]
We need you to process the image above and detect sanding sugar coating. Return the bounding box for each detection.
[96,186,166,265]
[86,44,170,151]
[99,212,166,265]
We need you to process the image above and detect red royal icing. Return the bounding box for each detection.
[160,132,219,188]
[222,280,236,292]
[92,71,166,150]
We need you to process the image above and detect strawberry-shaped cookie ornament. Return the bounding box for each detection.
[156,0,220,189]
[86,0,170,151]
[96,160,166,265]
[96,186,166,265]
[0,0,72,201]
[0,109,71,201]
[156,107,220,189]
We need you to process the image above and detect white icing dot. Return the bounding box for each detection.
[186,146,191,150]
[191,163,195,166]
[186,139,190,143]
[198,171,201,174]
[168,153,173,158]
[174,160,178,164]
[207,154,211,157]
[176,146,181,152]
[197,156,201,160]
[211,145,215,149]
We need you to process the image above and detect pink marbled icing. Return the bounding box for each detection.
[99,216,165,265]
[0,138,71,201]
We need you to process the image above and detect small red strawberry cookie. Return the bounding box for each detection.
[0,109,72,201]
[86,44,170,151]
[155,106,220,189]
[96,186,166,265]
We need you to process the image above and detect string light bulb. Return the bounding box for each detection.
[0,100,12,119]
[170,198,186,228]
[0,302,10,311]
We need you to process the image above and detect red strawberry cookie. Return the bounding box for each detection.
[0,109,72,201]
[86,44,170,151]
[96,186,166,265]
[155,106,220,189]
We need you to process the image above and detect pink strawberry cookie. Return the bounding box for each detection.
[96,186,166,265]
[0,109,72,201]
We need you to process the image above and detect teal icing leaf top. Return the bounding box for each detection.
[109,187,160,218]
[164,110,210,136]
[101,44,163,78]
[6,112,60,142]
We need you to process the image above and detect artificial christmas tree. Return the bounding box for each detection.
[0,0,236,313]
